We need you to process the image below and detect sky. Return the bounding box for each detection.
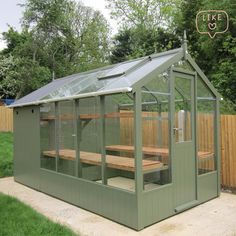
[0,0,118,50]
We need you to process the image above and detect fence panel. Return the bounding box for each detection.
[221,115,236,190]
[0,106,13,132]
[120,112,236,190]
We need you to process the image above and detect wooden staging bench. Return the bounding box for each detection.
[106,145,169,157]
[43,149,164,173]
[105,145,214,161]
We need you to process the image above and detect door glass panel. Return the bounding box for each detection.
[173,74,196,206]
[174,77,192,143]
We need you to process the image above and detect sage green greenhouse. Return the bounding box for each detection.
[11,43,220,230]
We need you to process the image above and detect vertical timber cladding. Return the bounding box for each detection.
[13,106,40,189]
[40,169,138,229]
[197,172,218,203]
[141,185,174,227]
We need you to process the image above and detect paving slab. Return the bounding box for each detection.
[0,177,236,236]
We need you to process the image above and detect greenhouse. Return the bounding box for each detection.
[11,44,220,230]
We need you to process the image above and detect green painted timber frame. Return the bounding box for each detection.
[13,47,221,230]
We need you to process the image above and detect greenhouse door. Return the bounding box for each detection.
[172,71,197,212]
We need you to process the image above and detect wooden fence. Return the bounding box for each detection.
[221,115,236,190]
[0,107,236,190]
[0,106,13,132]
[119,112,236,190]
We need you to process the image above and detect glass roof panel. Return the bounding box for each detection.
[99,59,142,79]
[40,59,143,100]
[41,75,89,100]
[40,68,113,100]
[12,73,81,106]
[77,77,117,94]
[11,48,182,107]
[102,53,176,91]
[143,71,170,94]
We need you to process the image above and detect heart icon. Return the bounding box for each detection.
[208,22,217,30]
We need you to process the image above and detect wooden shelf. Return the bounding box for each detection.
[40,111,172,121]
[198,152,214,161]
[79,114,100,119]
[105,145,214,160]
[41,115,56,121]
[43,149,164,172]
[41,115,76,121]
[106,145,169,157]
[41,112,169,121]
[80,112,135,119]
[105,112,134,118]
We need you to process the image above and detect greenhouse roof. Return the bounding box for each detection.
[11,48,183,108]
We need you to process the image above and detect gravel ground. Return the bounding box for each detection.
[1,177,236,236]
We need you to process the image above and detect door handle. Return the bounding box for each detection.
[173,127,182,135]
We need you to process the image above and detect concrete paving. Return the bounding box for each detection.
[0,177,236,236]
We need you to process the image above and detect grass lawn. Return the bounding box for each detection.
[0,193,77,236]
[0,134,77,235]
[0,132,13,177]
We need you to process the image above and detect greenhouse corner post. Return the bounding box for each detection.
[169,67,174,185]
[100,95,107,185]
[74,99,81,177]
[216,98,221,196]
[194,72,199,200]
[55,101,59,172]
[134,89,144,230]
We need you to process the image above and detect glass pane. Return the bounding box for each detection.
[40,103,56,171]
[174,77,192,142]
[143,72,170,94]
[104,93,135,191]
[40,75,90,100]
[58,101,76,176]
[78,76,116,94]
[141,75,171,191]
[40,69,112,100]
[78,97,102,182]
[174,60,194,71]
[102,59,142,78]
[197,99,216,175]
[197,76,214,99]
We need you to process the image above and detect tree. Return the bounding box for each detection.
[176,0,236,107]
[107,0,181,63]
[110,27,181,63]
[22,0,111,78]
[210,35,236,104]
[0,53,51,99]
[14,58,51,99]
[0,55,20,99]
[0,0,111,99]
[106,0,181,29]
[1,28,52,98]
[175,0,203,59]
[110,29,133,63]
